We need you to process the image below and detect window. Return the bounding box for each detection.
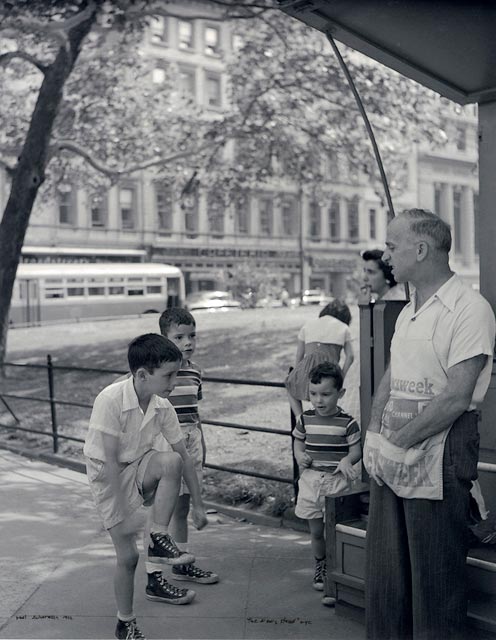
[329,197,340,241]
[109,286,125,295]
[453,189,462,252]
[309,201,321,239]
[88,286,105,296]
[44,279,65,299]
[204,25,220,56]
[328,151,340,181]
[259,198,273,236]
[183,194,199,237]
[127,287,145,296]
[119,185,137,230]
[434,184,442,216]
[474,191,479,254]
[281,199,296,236]
[235,197,250,234]
[155,182,173,232]
[150,15,167,44]
[58,187,75,225]
[369,208,377,240]
[178,20,194,50]
[205,73,221,108]
[152,63,167,84]
[90,193,107,228]
[455,125,466,151]
[207,191,224,236]
[178,66,196,100]
[347,196,360,243]
[67,287,85,297]
[147,285,163,294]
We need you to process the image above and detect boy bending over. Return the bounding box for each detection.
[84,333,208,640]
[293,362,361,603]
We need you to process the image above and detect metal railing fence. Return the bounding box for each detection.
[0,356,299,496]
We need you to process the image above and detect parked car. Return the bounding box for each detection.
[291,289,331,306]
[184,290,241,312]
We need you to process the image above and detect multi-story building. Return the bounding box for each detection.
[0,3,480,297]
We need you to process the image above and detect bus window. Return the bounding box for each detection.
[146,286,163,294]
[109,286,125,295]
[109,277,124,283]
[88,286,106,296]
[127,288,145,296]
[67,287,85,296]
[44,279,65,299]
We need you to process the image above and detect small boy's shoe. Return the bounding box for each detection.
[147,532,195,566]
[313,558,326,591]
[146,571,195,605]
[171,563,219,584]
[321,595,336,607]
[115,617,146,640]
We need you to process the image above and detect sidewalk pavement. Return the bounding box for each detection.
[0,449,365,640]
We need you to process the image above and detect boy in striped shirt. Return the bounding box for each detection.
[293,362,361,598]
[158,308,219,585]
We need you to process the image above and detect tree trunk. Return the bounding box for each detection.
[0,8,97,371]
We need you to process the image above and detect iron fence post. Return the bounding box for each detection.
[290,407,299,501]
[47,354,58,453]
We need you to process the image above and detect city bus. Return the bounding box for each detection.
[9,262,185,326]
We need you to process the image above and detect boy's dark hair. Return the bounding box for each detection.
[362,248,398,287]
[128,333,182,374]
[309,362,344,390]
[159,307,196,336]
[319,299,352,326]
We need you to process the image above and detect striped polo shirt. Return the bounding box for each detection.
[293,408,360,470]
[168,360,202,427]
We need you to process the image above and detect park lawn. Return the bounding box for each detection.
[1,306,360,515]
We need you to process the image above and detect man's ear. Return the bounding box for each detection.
[338,388,346,399]
[416,241,429,262]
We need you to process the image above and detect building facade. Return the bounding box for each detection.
[0,3,480,296]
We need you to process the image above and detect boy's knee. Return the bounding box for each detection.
[167,451,183,475]
[117,547,139,571]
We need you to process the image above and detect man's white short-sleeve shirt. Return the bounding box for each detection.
[83,376,183,463]
[393,274,495,407]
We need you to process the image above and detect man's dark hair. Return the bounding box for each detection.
[159,307,196,336]
[309,362,344,390]
[362,249,397,287]
[319,299,352,325]
[128,333,182,373]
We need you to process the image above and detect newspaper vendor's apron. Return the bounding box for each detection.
[366,303,450,500]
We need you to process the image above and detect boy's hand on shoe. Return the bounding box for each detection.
[192,505,208,530]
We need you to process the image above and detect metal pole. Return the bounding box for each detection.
[298,185,305,303]
[47,354,58,453]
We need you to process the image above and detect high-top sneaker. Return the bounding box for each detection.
[145,571,195,605]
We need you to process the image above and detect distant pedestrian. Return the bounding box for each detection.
[84,333,208,640]
[285,299,354,420]
[156,307,219,585]
[293,362,361,601]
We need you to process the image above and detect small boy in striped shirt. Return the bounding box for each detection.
[158,307,219,585]
[293,362,361,599]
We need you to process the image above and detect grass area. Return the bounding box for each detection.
[1,306,361,515]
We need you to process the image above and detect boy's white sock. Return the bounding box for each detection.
[117,611,136,622]
[150,522,168,535]
[145,562,162,574]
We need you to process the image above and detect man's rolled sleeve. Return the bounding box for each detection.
[448,301,496,369]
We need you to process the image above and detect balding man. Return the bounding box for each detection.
[363,209,495,640]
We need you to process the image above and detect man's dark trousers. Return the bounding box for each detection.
[365,412,479,640]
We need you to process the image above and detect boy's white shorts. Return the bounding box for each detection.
[85,450,156,530]
[295,468,351,520]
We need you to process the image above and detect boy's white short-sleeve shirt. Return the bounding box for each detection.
[83,376,183,463]
[297,315,351,345]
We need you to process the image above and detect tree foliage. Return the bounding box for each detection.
[0,0,449,368]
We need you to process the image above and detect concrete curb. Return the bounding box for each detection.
[0,441,309,533]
